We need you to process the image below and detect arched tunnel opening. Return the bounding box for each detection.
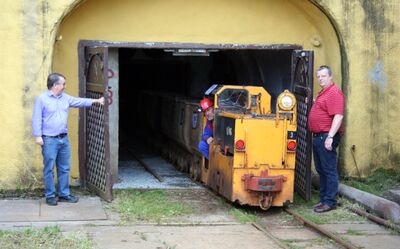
[114,47,294,189]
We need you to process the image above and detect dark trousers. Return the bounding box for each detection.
[312,133,341,207]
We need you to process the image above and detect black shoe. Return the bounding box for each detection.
[46,197,58,206]
[314,204,336,213]
[58,195,79,203]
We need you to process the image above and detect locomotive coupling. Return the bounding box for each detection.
[241,170,287,192]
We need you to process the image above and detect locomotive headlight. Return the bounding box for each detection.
[277,90,296,111]
[281,96,293,108]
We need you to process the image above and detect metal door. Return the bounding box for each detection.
[80,46,112,202]
[292,50,314,200]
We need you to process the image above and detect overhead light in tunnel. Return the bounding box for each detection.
[164,48,219,56]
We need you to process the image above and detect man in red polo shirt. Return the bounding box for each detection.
[308,65,345,213]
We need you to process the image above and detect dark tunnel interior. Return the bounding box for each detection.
[118,47,294,153]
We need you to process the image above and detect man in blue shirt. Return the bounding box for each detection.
[198,98,214,159]
[32,73,104,206]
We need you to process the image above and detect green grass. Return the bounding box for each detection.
[210,195,257,223]
[0,226,93,249]
[283,243,303,249]
[345,229,367,236]
[288,192,365,224]
[228,207,257,223]
[113,189,196,223]
[342,168,400,196]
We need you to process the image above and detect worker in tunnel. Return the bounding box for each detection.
[198,98,214,159]
[32,73,105,206]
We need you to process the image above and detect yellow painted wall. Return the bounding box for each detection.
[52,0,340,180]
[1,0,399,189]
[0,1,24,188]
[316,0,400,176]
[0,0,84,188]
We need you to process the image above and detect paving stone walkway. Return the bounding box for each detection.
[0,197,282,249]
[1,196,400,249]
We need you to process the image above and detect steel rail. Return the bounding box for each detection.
[284,208,359,249]
[194,183,360,248]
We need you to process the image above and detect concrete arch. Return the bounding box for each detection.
[52,0,343,178]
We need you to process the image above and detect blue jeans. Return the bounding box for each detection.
[42,136,71,198]
[198,140,209,159]
[312,133,341,207]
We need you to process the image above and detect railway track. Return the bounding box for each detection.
[202,185,400,249]
[282,208,358,249]
[254,203,400,249]
[200,187,345,248]
[122,150,399,249]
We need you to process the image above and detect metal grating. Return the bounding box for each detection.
[86,90,107,192]
[292,50,314,200]
[294,95,311,199]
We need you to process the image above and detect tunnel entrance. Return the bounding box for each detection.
[119,47,295,113]
[117,47,294,190]
[78,42,312,201]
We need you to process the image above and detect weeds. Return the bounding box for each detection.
[228,207,257,223]
[289,192,365,224]
[0,226,93,249]
[112,189,195,223]
[342,168,400,196]
[345,229,367,236]
[282,237,334,249]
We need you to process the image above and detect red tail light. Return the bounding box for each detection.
[235,139,245,151]
[287,140,297,151]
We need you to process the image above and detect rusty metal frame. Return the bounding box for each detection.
[292,50,314,200]
[78,40,302,51]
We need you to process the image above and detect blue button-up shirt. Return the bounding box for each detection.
[32,91,93,137]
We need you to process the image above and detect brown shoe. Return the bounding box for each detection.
[312,202,323,209]
[314,204,336,213]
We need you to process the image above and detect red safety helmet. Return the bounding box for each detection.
[200,98,213,112]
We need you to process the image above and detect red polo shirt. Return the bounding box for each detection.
[308,83,345,133]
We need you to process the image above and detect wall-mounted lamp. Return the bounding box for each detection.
[164,48,219,56]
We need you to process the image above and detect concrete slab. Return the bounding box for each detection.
[344,234,400,249]
[113,157,201,189]
[268,227,320,241]
[0,222,33,230]
[0,197,107,223]
[0,200,39,222]
[85,224,282,249]
[319,222,391,235]
[39,197,107,221]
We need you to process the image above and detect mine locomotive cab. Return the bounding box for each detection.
[201,85,297,210]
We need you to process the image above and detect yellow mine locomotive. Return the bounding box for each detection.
[200,85,297,210]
